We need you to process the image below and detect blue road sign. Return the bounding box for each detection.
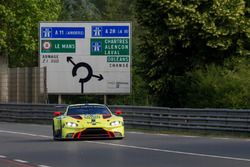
[92,26,129,37]
[41,27,85,38]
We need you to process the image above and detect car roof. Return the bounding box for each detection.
[67,103,107,107]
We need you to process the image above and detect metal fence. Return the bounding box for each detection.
[0,67,47,103]
[0,103,250,132]
[116,106,250,132]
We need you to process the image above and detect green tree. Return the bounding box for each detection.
[59,0,101,21]
[182,58,250,108]
[0,0,61,67]
[101,0,135,21]
[136,0,250,107]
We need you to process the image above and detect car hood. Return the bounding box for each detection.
[61,114,122,128]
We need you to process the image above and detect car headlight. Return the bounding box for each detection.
[110,121,121,126]
[66,122,78,127]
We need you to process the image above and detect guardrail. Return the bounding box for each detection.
[0,103,250,132]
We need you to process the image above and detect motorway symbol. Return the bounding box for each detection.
[67,57,103,93]
[92,26,102,37]
[42,27,52,38]
[91,41,102,52]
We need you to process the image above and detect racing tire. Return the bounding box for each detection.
[53,122,62,141]
[115,137,124,140]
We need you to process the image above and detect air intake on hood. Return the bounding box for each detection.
[103,114,112,119]
[70,115,83,120]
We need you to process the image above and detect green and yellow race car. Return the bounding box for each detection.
[52,104,124,140]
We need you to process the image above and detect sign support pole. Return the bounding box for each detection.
[58,94,62,104]
[104,95,107,105]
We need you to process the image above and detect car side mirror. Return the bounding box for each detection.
[53,111,62,117]
[115,109,122,115]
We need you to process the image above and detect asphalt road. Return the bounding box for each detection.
[0,122,250,167]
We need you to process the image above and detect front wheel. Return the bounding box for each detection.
[115,137,124,140]
[52,122,62,141]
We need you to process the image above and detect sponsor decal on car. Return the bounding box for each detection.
[84,115,101,119]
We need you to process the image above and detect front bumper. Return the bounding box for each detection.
[62,126,124,139]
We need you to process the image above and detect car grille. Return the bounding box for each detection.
[75,128,114,138]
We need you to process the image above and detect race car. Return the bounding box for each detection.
[52,104,124,140]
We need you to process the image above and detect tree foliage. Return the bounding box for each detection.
[136,0,250,106]
[0,0,61,67]
[60,0,101,21]
[182,58,250,108]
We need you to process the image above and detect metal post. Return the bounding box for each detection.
[58,94,62,104]
[104,95,107,105]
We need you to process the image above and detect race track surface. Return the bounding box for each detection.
[0,122,250,167]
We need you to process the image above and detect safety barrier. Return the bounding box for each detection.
[0,103,250,132]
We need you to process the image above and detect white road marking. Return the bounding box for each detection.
[127,131,197,138]
[38,165,51,167]
[213,137,230,140]
[127,131,147,135]
[13,159,28,163]
[1,129,250,163]
[86,141,250,162]
[0,130,51,139]
[127,131,250,141]
[0,155,7,158]
[0,122,50,128]
[178,135,198,138]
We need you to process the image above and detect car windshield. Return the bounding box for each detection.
[66,105,111,116]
